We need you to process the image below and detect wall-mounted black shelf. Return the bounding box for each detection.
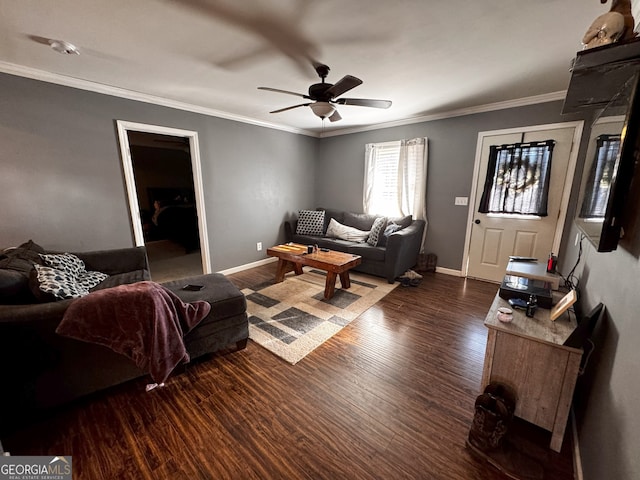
[563,37,640,113]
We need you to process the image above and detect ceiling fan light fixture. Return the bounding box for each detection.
[48,40,80,55]
[310,101,336,119]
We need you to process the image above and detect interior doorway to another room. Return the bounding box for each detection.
[117,121,211,282]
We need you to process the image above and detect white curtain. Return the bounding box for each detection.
[363,137,428,250]
[399,137,428,223]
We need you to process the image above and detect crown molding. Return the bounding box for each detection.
[0,61,566,140]
[318,91,567,138]
[0,61,318,138]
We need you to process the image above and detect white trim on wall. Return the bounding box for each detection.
[116,120,212,274]
[0,61,312,137]
[435,266,463,277]
[0,61,566,139]
[461,120,584,277]
[318,91,567,138]
[218,257,277,276]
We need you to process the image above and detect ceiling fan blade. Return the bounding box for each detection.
[328,110,342,122]
[325,75,363,98]
[258,87,311,99]
[335,98,392,109]
[270,103,311,114]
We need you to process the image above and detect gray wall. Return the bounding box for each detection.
[0,73,318,271]
[562,222,640,480]
[2,71,636,479]
[559,124,640,479]
[316,102,582,270]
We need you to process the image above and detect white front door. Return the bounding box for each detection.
[465,122,582,283]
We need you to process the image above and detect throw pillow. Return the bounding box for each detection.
[389,214,413,229]
[378,222,402,247]
[77,270,109,292]
[296,209,325,236]
[30,254,109,302]
[326,218,370,243]
[39,253,85,277]
[342,212,379,231]
[32,264,89,301]
[367,216,388,246]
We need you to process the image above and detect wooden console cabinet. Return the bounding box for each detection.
[481,293,582,452]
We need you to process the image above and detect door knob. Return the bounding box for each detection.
[474,219,481,224]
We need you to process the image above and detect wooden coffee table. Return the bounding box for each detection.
[267,243,362,299]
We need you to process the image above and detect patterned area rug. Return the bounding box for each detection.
[243,269,398,364]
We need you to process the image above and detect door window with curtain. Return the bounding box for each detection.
[478,140,555,216]
[579,134,621,218]
[363,137,428,249]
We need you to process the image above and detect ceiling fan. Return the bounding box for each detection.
[258,63,392,122]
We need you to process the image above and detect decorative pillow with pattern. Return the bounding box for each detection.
[367,216,388,246]
[296,209,325,236]
[33,264,89,300]
[77,270,109,291]
[39,253,85,277]
[32,253,109,301]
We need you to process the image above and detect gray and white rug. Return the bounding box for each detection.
[243,269,397,364]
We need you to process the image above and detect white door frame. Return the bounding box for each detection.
[116,120,212,274]
[461,120,584,278]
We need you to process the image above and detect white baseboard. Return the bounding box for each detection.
[435,266,463,276]
[221,259,463,278]
[218,257,276,276]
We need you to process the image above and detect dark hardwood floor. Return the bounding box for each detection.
[3,266,575,479]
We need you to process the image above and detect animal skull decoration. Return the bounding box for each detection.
[582,0,636,49]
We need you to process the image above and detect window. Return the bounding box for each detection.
[363,138,428,220]
[478,140,555,216]
[364,141,402,217]
[579,134,621,218]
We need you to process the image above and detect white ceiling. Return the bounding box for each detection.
[0,0,607,136]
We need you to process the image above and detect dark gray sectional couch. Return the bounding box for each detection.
[0,242,247,433]
[285,208,426,283]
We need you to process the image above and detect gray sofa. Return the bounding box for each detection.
[0,242,248,433]
[285,208,426,283]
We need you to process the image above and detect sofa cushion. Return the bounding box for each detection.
[326,218,370,243]
[347,243,386,262]
[91,270,150,291]
[343,212,379,231]
[367,216,388,246]
[389,214,413,229]
[317,208,345,234]
[0,268,35,304]
[163,273,247,322]
[296,210,325,236]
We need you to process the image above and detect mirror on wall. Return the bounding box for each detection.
[574,73,640,252]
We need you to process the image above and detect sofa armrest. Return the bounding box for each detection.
[74,246,149,275]
[385,220,426,278]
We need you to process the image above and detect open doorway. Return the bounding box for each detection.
[117,121,211,282]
